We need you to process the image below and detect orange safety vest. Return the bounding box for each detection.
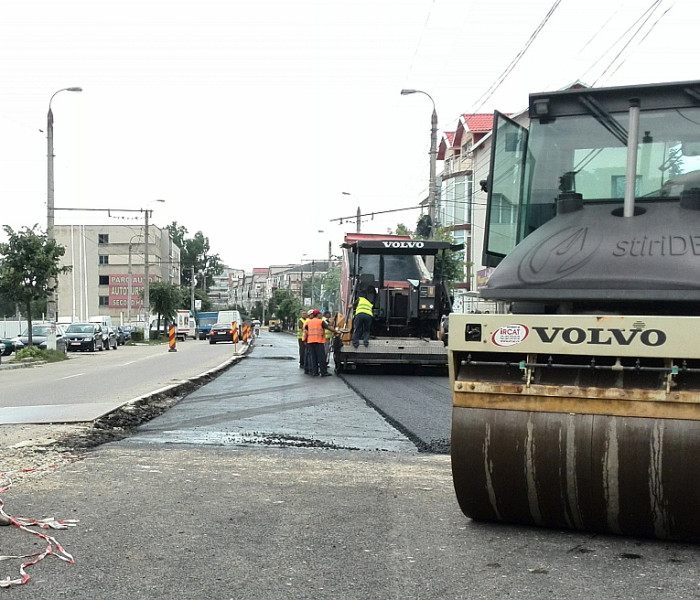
[304,317,325,344]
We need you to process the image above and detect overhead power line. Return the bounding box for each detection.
[597,2,674,84]
[471,0,563,113]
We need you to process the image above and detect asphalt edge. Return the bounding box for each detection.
[56,341,254,451]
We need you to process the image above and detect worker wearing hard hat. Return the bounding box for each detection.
[304,309,338,377]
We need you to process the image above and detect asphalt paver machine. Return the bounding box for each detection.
[334,233,459,372]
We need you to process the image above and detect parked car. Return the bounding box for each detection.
[268,319,281,332]
[104,327,118,350]
[115,326,126,346]
[150,319,170,337]
[121,326,133,341]
[440,314,449,346]
[208,323,234,344]
[0,337,19,355]
[18,324,68,354]
[65,323,105,352]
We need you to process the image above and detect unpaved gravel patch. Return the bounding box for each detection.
[1,377,212,487]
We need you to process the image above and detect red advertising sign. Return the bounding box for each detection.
[108,274,156,309]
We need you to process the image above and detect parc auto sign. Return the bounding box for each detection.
[492,324,529,347]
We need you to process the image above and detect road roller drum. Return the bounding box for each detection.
[451,406,700,541]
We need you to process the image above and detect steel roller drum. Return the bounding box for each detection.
[451,406,700,541]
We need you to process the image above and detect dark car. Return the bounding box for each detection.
[0,337,19,355]
[18,324,68,354]
[121,326,132,341]
[208,323,234,344]
[65,323,105,352]
[114,326,126,346]
[268,319,281,332]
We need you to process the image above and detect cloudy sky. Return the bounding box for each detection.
[0,0,695,270]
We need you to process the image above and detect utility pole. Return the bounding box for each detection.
[143,208,151,341]
[190,266,196,312]
[400,88,439,239]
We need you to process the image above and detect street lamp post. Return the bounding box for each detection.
[400,88,438,239]
[46,86,82,325]
[142,199,165,341]
[127,234,142,325]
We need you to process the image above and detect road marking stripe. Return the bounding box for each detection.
[60,373,84,380]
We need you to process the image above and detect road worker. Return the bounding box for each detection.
[352,285,374,348]
[303,309,338,376]
[297,309,308,370]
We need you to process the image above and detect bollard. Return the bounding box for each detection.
[169,324,177,352]
[232,321,238,353]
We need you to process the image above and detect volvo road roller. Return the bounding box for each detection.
[449,79,700,541]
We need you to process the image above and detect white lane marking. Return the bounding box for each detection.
[60,373,85,380]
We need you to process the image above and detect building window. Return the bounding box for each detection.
[99,296,109,307]
[99,255,109,265]
[98,234,109,244]
[99,275,109,286]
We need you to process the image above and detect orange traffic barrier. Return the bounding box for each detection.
[169,324,177,352]
[232,322,239,344]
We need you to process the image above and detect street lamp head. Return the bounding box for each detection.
[66,87,82,92]
[400,89,417,95]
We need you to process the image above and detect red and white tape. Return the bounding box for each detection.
[0,471,78,587]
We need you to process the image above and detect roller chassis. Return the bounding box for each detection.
[449,306,700,541]
[449,79,700,541]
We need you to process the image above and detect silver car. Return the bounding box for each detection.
[18,323,68,354]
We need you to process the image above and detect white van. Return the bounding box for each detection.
[176,310,196,341]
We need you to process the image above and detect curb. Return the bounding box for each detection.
[101,340,253,416]
[0,360,49,371]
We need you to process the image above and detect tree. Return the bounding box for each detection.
[251,300,264,321]
[415,214,432,238]
[390,218,465,289]
[194,289,213,313]
[268,289,301,328]
[431,227,465,286]
[166,222,224,290]
[148,281,181,336]
[0,225,69,343]
[393,223,413,236]
[320,265,341,313]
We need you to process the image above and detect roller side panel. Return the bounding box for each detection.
[449,313,700,541]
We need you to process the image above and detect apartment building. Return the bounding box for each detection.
[437,114,495,312]
[53,224,180,325]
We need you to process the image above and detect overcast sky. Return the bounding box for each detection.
[1,0,695,270]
